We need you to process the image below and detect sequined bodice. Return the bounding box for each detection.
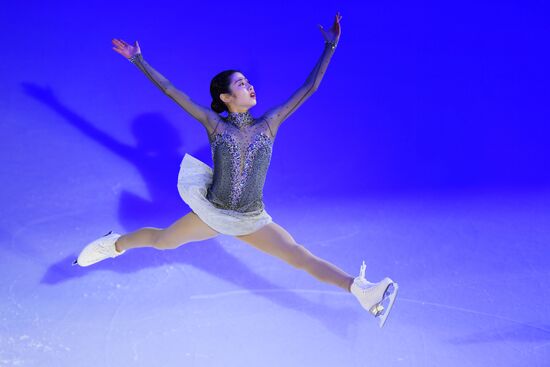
[206,111,274,213]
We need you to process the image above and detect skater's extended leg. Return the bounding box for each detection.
[116,211,220,251]
[235,222,354,292]
[76,212,220,267]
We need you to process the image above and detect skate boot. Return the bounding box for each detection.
[73,231,125,267]
[350,260,399,328]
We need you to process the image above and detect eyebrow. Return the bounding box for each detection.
[233,77,249,85]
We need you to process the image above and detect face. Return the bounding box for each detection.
[221,72,257,112]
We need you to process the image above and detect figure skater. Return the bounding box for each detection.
[74,12,398,328]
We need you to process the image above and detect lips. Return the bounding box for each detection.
[250,93,256,98]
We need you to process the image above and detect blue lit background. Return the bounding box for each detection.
[1,1,549,366]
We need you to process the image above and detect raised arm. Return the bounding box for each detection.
[261,12,342,137]
[112,39,220,135]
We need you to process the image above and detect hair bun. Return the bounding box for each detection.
[211,100,226,114]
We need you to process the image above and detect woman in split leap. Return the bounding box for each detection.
[75,12,398,328]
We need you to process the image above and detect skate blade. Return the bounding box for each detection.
[376,282,399,328]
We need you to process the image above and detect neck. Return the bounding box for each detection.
[228,107,249,113]
[225,110,254,129]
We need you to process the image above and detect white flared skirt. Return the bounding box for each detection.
[177,153,272,236]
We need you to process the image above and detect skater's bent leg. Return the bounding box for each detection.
[235,222,354,292]
[116,212,220,251]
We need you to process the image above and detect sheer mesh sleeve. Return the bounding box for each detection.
[129,53,220,135]
[260,42,337,137]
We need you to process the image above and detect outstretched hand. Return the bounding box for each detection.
[112,38,141,59]
[318,11,342,44]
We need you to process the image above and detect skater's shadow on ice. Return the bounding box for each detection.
[41,240,359,338]
[22,81,212,229]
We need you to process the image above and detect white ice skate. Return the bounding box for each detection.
[350,261,399,328]
[73,231,125,267]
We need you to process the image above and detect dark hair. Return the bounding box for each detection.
[210,69,241,114]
